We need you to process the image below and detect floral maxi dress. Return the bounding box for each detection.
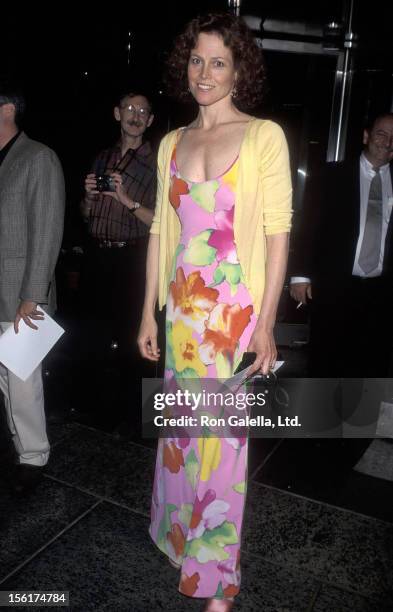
[149,140,258,599]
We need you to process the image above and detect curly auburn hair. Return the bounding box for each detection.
[164,12,266,110]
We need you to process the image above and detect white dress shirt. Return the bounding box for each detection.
[291,154,393,285]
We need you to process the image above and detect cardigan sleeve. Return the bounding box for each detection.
[259,121,293,235]
[150,136,167,235]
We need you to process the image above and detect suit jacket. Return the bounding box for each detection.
[290,159,393,301]
[0,132,65,321]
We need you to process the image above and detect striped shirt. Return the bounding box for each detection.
[87,140,156,241]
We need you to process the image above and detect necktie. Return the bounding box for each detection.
[358,168,383,274]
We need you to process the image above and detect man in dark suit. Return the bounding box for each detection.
[0,85,65,492]
[290,113,393,378]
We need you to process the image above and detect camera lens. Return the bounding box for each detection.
[95,174,113,192]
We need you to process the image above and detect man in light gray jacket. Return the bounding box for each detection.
[0,85,65,493]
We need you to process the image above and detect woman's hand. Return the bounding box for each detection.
[137,315,160,361]
[246,326,277,376]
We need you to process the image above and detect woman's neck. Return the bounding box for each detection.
[192,99,242,131]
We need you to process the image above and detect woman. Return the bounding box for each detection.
[138,13,292,611]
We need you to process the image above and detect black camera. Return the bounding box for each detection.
[95,174,116,192]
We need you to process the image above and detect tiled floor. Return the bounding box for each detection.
[1,415,392,611]
[251,438,393,523]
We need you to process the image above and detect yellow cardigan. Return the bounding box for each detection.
[150,118,293,315]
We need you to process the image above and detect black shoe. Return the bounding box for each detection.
[10,464,45,496]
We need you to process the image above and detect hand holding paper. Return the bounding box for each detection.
[0,310,64,381]
[14,300,44,333]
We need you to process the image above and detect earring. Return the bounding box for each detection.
[231,87,238,99]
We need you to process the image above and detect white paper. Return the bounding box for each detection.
[0,311,65,381]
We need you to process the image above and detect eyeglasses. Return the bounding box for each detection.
[120,104,150,117]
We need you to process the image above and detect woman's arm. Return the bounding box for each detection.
[247,231,289,374]
[247,122,292,374]
[137,134,169,361]
[137,233,160,361]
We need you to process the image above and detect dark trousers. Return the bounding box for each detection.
[76,237,154,426]
[309,276,393,378]
[81,239,147,352]
[306,277,392,465]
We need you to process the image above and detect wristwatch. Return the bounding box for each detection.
[130,201,141,213]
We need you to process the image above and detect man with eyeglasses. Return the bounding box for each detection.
[79,90,156,429]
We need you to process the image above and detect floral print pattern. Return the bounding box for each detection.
[208,207,238,264]
[167,268,218,335]
[149,144,257,598]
